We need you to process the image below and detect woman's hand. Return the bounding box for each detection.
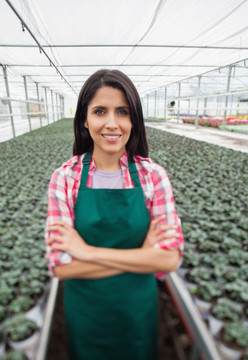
[46,221,93,261]
[142,215,179,248]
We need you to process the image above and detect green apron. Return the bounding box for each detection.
[64,151,158,360]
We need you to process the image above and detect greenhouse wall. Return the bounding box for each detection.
[0,66,64,142]
[142,60,248,126]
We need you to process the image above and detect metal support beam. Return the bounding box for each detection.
[223,66,233,130]
[55,93,59,120]
[44,87,49,124]
[154,91,157,119]
[195,76,201,127]
[165,272,222,360]
[2,65,15,137]
[147,94,149,119]
[2,43,248,51]
[5,0,77,95]
[61,96,65,118]
[23,76,31,131]
[164,87,167,121]
[177,83,181,123]
[203,97,207,116]
[35,278,59,360]
[35,82,42,127]
[50,90,55,122]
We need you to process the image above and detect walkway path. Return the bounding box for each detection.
[145,119,248,154]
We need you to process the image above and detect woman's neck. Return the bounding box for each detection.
[92,149,123,172]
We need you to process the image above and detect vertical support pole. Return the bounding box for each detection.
[51,90,55,122]
[223,66,232,131]
[36,82,42,127]
[55,93,59,120]
[61,96,65,118]
[216,96,220,117]
[177,82,181,123]
[44,87,49,124]
[2,65,15,138]
[237,96,240,115]
[23,76,31,131]
[147,94,149,119]
[230,95,233,116]
[188,99,190,115]
[58,96,61,119]
[164,87,167,121]
[195,76,201,127]
[59,96,62,119]
[154,90,157,119]
[203,97,207,116]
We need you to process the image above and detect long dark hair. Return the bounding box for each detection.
[73,69,148,161]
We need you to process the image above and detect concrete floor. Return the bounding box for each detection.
[145,119,248,154]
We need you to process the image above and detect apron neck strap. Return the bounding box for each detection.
[128,160,141,188]
[81,151,141,188]
[81,151,92,187]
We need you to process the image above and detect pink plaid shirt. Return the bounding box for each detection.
[45,151,184,279]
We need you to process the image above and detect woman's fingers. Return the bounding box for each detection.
[46,224,68,235]
[150,215,166,230]
[50,243,65,252]
[47,234,64,245]
[46,221,71,230]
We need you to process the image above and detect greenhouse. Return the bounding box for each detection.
[0,0,248,359]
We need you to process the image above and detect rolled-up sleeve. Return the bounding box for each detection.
[45,167,74,274]
[151,165,184,280]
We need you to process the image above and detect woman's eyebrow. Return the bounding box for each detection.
[91,105,129,109]
[91,105,106,109]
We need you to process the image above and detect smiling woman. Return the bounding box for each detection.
[45,69,184,360]
[84,86,132,170]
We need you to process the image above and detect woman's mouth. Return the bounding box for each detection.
[102,134,121,142]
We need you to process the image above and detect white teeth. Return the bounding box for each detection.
[103,135,120,139]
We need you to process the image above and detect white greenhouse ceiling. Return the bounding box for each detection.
[1,0,248,98]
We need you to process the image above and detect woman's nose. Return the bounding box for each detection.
[106,113,118,128]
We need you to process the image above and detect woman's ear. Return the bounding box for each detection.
[84,120,88,128]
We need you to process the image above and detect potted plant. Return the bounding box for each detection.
[193,281,223,316]
[187,228,206,246]
[19,278,46,304]
[4,314,39,354]
[228,249,248,267]
[209,298,242,336]
[218,321,248,360]
[220,237,241,251]
[9,296,35,315]
[25,268,50,285]
[201,253,228,267]
[198,240,219,252]
[181,247,200,269]
[185,266,212,285]
[10,295,44,328]
[0,350,28,360]
[0,281,14,306]
[1,269,23,288]
[225,279,248,302]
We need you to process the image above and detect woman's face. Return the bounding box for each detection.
[85,86,132,159]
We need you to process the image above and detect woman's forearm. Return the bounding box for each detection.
[88,247,180,274]
[47,221,181,277]
[54,260,124,280]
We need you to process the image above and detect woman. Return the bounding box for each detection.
[45,69,184,360]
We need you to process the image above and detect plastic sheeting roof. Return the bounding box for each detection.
[1,0,248,98]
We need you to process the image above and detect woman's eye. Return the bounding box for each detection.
[118,109,128,115]
[94,109,104,115]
